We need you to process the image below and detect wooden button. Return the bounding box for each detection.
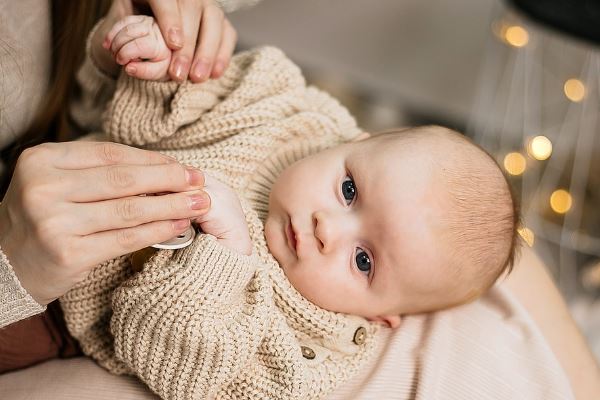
[353,326,367,345]
[301,345,316,360]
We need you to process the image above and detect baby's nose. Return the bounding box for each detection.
[313,210,349,253]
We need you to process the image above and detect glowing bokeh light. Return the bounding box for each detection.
[503,152,526,175]
[518,227,535,247]
[527,135,553,160]
[550,189,572,214]
[505,25,529,47]
[563,79,585,102]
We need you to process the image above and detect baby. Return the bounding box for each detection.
[60,15,519,400]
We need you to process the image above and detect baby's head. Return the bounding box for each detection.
[264,126,519,327]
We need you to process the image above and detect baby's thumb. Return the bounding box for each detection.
[124,60,170,81]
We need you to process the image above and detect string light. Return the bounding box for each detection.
[503,152,526,175]
[550,189,572,214]
[518,227,535,247]
[563,78,585,102]
[504,25,529,47]
[526,135,553,160]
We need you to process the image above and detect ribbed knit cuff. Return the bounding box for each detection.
[104,74,180,145]
[85,18,119,82]
[171,233,258,297]
[77,47,117,99]
[0,245,45,328]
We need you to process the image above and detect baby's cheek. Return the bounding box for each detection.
[292,269,360,313]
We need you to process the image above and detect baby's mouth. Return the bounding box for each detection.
[286,219,297,255]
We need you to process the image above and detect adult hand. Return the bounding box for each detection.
[0,141,210,305]
[92,0,237,83]
[140,0,237,83]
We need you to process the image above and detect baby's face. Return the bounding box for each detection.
[265,134,463,327]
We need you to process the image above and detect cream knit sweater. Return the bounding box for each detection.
[59,47,379,400]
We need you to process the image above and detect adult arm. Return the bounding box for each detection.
[502,246,600,400]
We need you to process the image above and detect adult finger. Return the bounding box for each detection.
[76,219,192,268]
[189,4,224,83]
[147,0,184,50]
[63,162,205,202]
[124,59,171,80]
[71,190,210,235]
[168,2,202,82]
[210,19,237,79]
[49,142,177,170]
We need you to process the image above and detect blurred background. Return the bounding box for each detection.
[229,0,600,360]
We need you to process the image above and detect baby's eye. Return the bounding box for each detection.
[355,247,372,275]
[341,176,356,205]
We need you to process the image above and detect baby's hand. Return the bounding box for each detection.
[194,174,253,256]
[104,15,172,81]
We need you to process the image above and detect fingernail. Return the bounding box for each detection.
[173,219,190,230]
[170,56,189,82]
[185,167,204,187]
[189,193,210,210]
[125,64,137,75]
[192,60,210,81]
[168,27,183,48]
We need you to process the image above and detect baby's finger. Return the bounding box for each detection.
[104,15,148,49]
[115,35,163,66]
[210,19,236,79]
[190,4,224,83]
[110,19,153,55]
[125,59,170,81]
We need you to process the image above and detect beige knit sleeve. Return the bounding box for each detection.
[69,19,117,135]
[0,245,45,328]
[59,254,134,374]
[103,46,308,147]
[110,234,271,400]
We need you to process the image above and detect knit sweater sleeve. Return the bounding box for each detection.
[0,245,45,328]
[103,46,312,147]
[110,234,272,400]
[69,20,118,135]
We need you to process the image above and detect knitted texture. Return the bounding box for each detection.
[0,244,45,328]
[60,47,377,400]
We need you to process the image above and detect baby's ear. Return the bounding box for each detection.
[368,314,401,328]
[351,132,371,142]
